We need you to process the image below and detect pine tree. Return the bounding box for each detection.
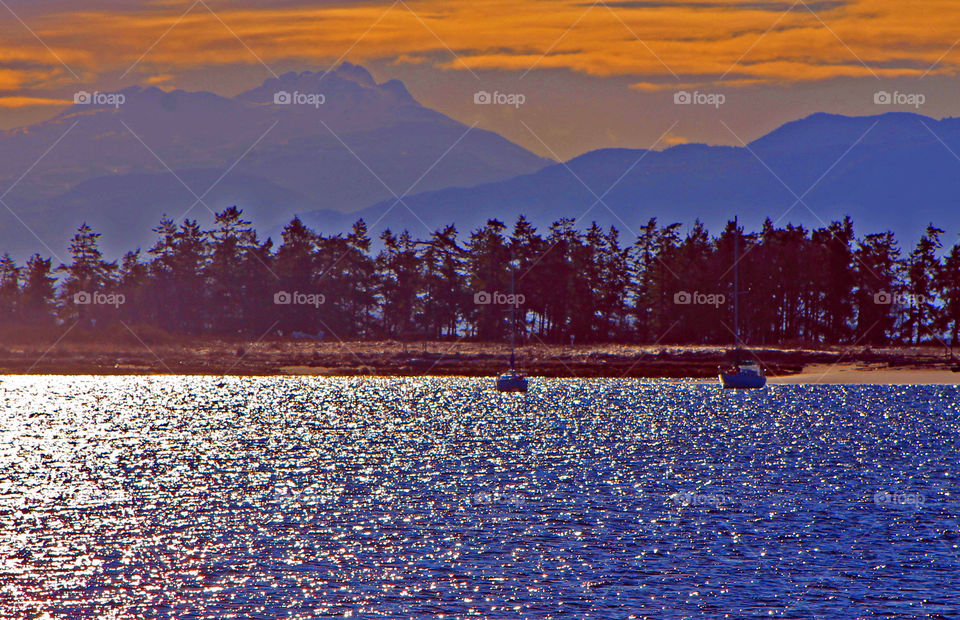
[148,218,209,334]
[465,219,510,340]
[672,220,716,343]
[903,224,944,344]
[509,216,544,341]
[58,223,117,325]
[274,217,319,336]
[342,220,378,338]
[20,255,56,327]
[936,242,960,350]
[813,218,856,343]
[0,254,20,325]
[205,207,271,335]
[376,229,421,339]
[418,224,464,339]
[853,232,901,345]
[117,250,148,324]
[598,225,631,341]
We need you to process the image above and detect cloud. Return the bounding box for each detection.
[0,96,70,108]
[661,132,691,146]
[144,74,175,85]
[631,79,764,91]
[2,0,960,99]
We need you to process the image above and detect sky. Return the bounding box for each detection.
[1,0,959,159]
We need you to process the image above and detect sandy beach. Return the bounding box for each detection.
[767,363,960,385]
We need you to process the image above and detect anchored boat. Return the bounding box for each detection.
[496,262,528,393]
[719,358,766,389]
[496,353,528,393]
[719,217,766,389]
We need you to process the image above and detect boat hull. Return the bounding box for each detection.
[496,375,529,393]
[719,372,766,389]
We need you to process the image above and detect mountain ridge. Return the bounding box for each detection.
[292,110,960,245]
[2,75,960,260]
[0,63,551,258]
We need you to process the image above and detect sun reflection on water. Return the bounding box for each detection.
[0,376,957,617]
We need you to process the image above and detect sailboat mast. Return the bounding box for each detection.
[733,216,740,365]
[509,265,516,370]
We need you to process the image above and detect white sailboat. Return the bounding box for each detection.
[496,263,528,393]
[719,217,767,389]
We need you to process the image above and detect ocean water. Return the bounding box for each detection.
[0,376,958,619]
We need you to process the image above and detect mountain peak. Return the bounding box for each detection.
[333,62,376,85]
[749,110,941,152]
[380,78,415,103]
[234,63,416,106]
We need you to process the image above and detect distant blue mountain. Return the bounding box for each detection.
[0,63,550,259]
[298,112,960,245]
[4,78,959,262]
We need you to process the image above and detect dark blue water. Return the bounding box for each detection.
[0,377,958,618]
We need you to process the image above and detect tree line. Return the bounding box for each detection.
[1,206,958,347]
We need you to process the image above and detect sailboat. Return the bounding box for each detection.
[496,263,528,393]
[719,217,767,389]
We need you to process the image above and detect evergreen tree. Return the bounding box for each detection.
[340,220,378,338]
[0,254,20,325]
[0,208,955,348]
[465,220,510,340]
[20,255,56,327]
[376,229,421,339]
[148,218,209,334]
[274,217,319,336]
[117,250,148,324]
[597,225,631,340]
[58,223,117,325]
[938,242,960,349]
[903,224,944,344]
[205,207,272,335]
[509,216,545,341]
[672,220,716,343]
[813,218,856,343]
[853,232,901,345]
[418,225,464,339]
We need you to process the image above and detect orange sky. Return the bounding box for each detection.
[2,0,959,157]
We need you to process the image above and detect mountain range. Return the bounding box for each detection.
[0,63,548,258]
[299,111,960,246]
[1,64,959,260]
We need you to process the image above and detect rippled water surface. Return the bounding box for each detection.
[1,377,959,618]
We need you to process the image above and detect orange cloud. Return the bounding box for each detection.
[662,132,691,146]
[0,96,71,108]
[2,0,960,97]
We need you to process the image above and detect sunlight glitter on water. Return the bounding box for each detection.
[0,376,958,617]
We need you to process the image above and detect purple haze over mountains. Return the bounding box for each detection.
[0,63,958,259]
[304,111,960,246]
[0,63,549,258]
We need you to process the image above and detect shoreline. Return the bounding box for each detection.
[766,363,960,385]
[0,340,958,384]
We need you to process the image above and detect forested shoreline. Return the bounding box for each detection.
[1,206,958,348]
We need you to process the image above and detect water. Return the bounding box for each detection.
[1,376,958,618]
